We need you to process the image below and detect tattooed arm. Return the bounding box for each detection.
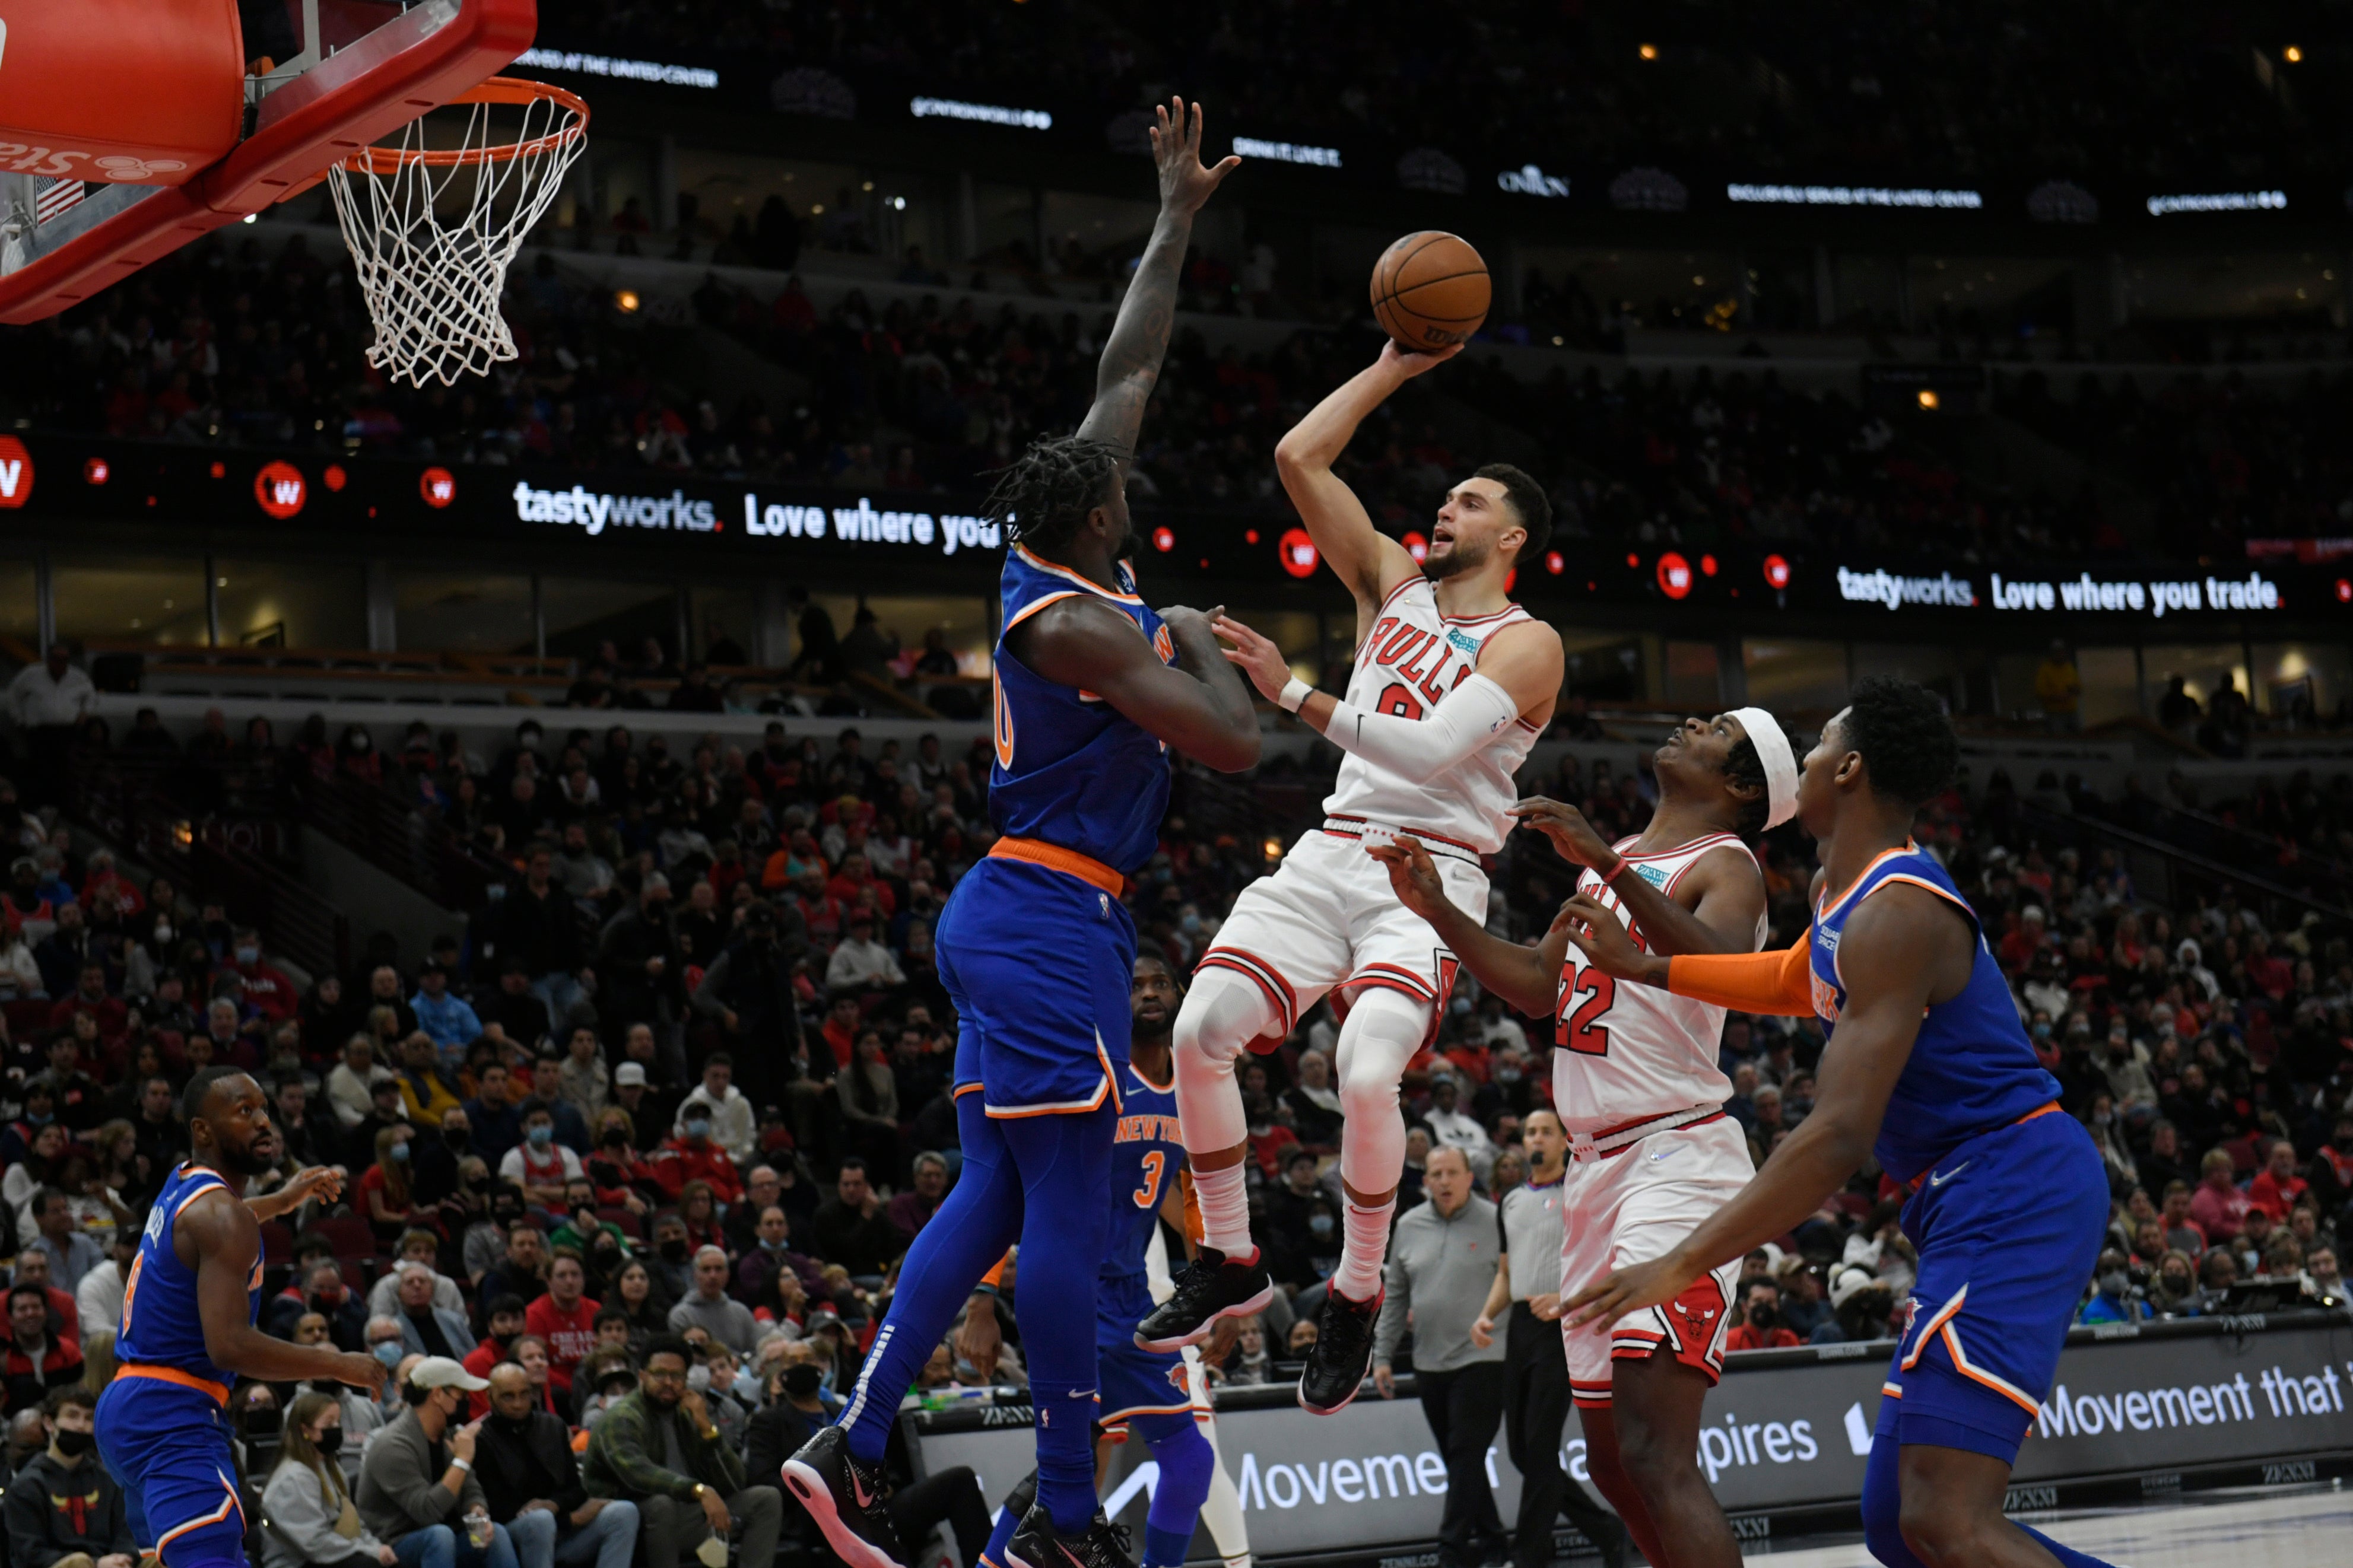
[1075,97,1240,458]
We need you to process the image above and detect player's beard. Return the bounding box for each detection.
[218,1131,280,1176]
[1422,533,1487,581]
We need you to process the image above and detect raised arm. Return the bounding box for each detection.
[1016,600,1259,773]
[1273,342,1459,621]
[1555,894,1812,1016]
[1560,883,1974,1332]
[1367,836,1565,1019]
[1074,97,1239,457]
[182,1189,386,1390]
[1215,614,1557,777]
[1510,797,1765,958]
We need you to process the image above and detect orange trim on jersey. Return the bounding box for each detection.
[1881,1382,1904,1399]
[1874,873,1982,928]
[1938,1322,2042,1414]
[982,1031,1124,1119]
[156,1489,242,1557]
[953,1083,983,1099]
[117,1363,231,1406]
[1129,1060,1175,1095]
[987,835,1125,898]
[1815,841,1922,919]
[1898,1286,1968,1373]
[1004,589,1083,631]
[978,1250,1013,1289]
[1665,942,1814,1019]
[1015,545,1144,604]
[1901,1102,2062,1195]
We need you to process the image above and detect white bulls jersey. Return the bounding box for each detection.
[1321,577,1542,855]
[1552,831,1765,1132]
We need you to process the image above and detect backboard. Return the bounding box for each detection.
[0,0,534,323]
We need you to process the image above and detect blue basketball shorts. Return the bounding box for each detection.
[97,1373,247,1567]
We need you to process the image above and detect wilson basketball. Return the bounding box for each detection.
[1370,231,1490,351]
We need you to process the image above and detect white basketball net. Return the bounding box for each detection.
[328,84,586,388]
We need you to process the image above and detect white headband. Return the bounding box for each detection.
[1729,707,1799,829]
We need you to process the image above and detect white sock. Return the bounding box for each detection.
[1332,1198,1394,1301]
[1193,1162,1255,1260]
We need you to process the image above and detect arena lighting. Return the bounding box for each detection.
[1151,525,1175,552]
[1700,554,1717,576]
[1544,550,1565,574]
[614,290,640,313]
[82,457,107,485]
[2285,44,2304,62]
[912,96,1052,129]
[420,467,456,508]
[516,47,718,88]
[1402,530,1429,563]
[1232,136,1341,168]
[1728,183,1983,209]
[2146,189,2287,215]
[1638,43,1659,59]
[1656,551,1693,599]
[0,438,30,509]
[1917,389,1939,409]
[2336,578,2351,603]
[1763,554,1792,590]
[1277,528,1319,578]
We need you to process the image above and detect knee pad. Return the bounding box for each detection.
[1334,987,1428,1119]
[1173,970,1279,1071]
[1141,1419,1216,1519]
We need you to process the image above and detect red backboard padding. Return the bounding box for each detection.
[0,0,246,186]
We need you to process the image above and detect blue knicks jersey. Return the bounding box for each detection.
[990,544,1176,876]
[117,1163,262,1388]
[1104,1063,1185,1282]
[1808,845,2060,1184]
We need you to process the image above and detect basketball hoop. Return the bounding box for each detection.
[328,77,588,388]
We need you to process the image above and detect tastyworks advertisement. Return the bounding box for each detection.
[7,434,2349,623]
[906,1318,2353,1562]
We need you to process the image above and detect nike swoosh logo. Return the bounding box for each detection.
[850,1471,875,1508]
[1928,1159,1971,1188]
[1068,1387,1095,1398]
[1647,1146,1682,1163]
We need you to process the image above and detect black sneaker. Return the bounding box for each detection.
[1135,1246,1275,1352]
[1297,1287,1382,1416]
[1005,1506,1134,1568]
[780,1425,907,1568]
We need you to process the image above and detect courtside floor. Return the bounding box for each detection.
[1739,1484,2353,1564]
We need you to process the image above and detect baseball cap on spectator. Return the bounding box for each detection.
[409,1356,489,1391]
[1285,1149,1319,1173]
[615,1063,649,1087]
[804,1307,846,1337]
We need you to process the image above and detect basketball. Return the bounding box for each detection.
[1371,231,1490,352]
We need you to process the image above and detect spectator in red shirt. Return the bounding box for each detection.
[46,962,128,1042]
[792,867,845,950]
[219,924,299,1022]
[522,1250,599,1399]
[1722,1278,1802,1351]
[649,1118,745,1205]
[2247,1138,2310,1220]
[817,995,860,1070]
[1996,905,2047,974]
[2189,1147,2250,1243]
[824,852,896,919]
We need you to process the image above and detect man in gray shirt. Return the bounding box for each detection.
[666,1248,760,1355]
[358,1357,535,1568]
[1471,1111,1628,1568]
[1373,1147,1506,1568]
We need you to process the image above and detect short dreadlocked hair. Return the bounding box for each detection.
[1840,677,1957,809]
[986,435,1126,555]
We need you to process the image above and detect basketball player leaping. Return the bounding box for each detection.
[1138,339,1563,1417]
[1558,679,2119,1568]
[1371,708,1798,1568]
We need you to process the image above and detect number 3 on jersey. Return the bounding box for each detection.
[1559,971,1615,1055]
[1131,1149,1167,1209]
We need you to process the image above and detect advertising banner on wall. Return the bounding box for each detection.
[6,435,2348,628]
[907,1316,2353,1563]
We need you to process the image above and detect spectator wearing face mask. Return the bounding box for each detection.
[261,1390,394,1568]
[2078,1248,2152,1325]
[500,1102,586,1212]
[5,1386,134,1568]
[647,1108,744,1207]
[2146,1250,2203,1317]
[1722,1279,1801,1351]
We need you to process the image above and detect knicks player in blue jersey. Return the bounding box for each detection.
[977,953,1249,1568]
[97,1067,388,1568]
[785,96,1260,1568]
[1555,679,2119,1568]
